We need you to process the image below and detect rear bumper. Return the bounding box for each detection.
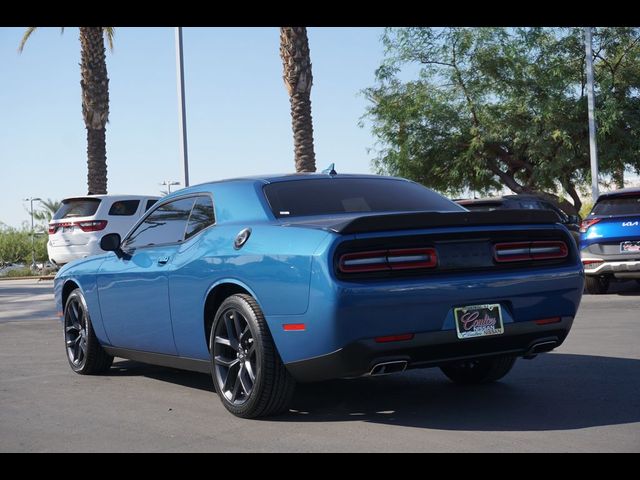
[285,317,573,382]
[582,258,640,278]
[47,240,102,265]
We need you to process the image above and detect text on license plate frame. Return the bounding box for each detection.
[620,240,640,253]
[454,303,504,339]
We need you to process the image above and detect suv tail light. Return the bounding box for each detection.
[339,248,438,273]
[580,218,601,233]
[76,220,108,232]
[48,223,58,235]
[494,241,568,263]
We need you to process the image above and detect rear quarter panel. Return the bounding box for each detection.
[168,222,331,359]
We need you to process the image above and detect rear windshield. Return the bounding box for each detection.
[53,198,101,219]
[591,195,640,216]
[263,178,464,218]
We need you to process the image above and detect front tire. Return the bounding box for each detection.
[210,294,295,418]
[440,355,516,384]
[63,289,113,374]
[585,275,610,294]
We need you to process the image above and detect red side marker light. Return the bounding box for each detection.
[283,323,305,332]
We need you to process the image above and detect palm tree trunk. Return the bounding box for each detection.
[280,27,316,173]
[80,27,109,194]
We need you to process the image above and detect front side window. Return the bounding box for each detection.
[124,197,195,249]
[108,200,140,216]
[185,196,215,240]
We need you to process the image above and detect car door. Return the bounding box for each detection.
[97,196,196,354]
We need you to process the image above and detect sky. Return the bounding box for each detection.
[0,27,387,228]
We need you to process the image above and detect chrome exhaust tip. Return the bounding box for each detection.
[370,360,408,376]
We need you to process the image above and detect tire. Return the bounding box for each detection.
[63,289,113,374]
[585,275,610,294]
[210,294,295,418]
[440,355,517,384]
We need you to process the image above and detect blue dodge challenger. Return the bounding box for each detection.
[54,174,584,418]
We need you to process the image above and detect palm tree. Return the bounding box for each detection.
[33,198,62,223]
[19,27,114,194]
[279,27,317,173]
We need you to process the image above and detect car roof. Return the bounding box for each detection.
[61,194,160,201]
[598,187,640,199]
[192,172,411,187]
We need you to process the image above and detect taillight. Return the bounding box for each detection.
[48,223,58,235]
[580,218,601,233]
[339,247,437,273]
[76,220,108,232]
[494,241,568,263]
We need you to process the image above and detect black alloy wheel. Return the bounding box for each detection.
[210,294,295,418]
[63,289,113,374]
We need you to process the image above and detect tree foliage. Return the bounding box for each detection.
[364,27,640,213]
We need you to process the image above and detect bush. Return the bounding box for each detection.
[0,228,48,264]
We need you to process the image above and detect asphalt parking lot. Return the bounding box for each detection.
[0,278,638,452]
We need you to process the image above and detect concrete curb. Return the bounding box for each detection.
[0,276,55,281]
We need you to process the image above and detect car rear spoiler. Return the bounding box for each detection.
[331,210,561,234]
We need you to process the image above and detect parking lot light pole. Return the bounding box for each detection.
[175,27,190,188]
[23,197,42,270]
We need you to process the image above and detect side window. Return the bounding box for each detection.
[145,199,158,211]
[124,197,195,249]
[108,200,140,216]
[185,196,215,240]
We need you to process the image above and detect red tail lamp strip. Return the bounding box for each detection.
[494,241,568,263]
[48,220,108,234]
[339,248,437,273]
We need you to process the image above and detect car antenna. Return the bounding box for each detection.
[322,163,337,176]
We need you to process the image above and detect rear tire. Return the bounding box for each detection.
[440,355,516,384]
[210,294,295,418]
[585,275,610,294]
[63,289,113,374]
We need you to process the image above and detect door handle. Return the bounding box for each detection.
[157,255,170,265]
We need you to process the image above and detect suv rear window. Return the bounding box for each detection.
[108,200,140,216]
[53,198,101,219]
[591,195,640,216]
[263,178,463,218]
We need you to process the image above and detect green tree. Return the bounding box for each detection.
[20,27,114,195]
[33,198,61,224]
[279,27,317,172]
[364,27,640,214]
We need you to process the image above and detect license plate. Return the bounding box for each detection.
[454,304,504,339]
[620,241,640,253]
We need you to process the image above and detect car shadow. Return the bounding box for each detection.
[109,353,640,432]
[109,360,215,392]
[607,280,640,296]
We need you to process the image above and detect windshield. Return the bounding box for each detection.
[53,198,101,219]
[591,195,640,216]
[263,178,464,218]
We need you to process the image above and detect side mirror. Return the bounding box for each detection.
[567,214,580,225]
[100,233,122,252]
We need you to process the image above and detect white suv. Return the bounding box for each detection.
[47,195,160,266]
